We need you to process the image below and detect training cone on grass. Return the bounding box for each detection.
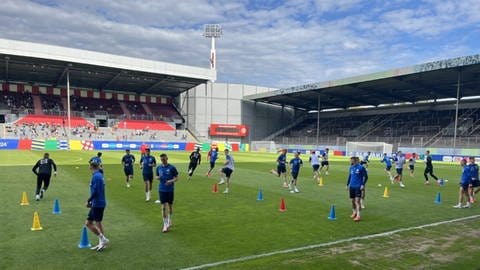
[20,191,29,206]
[435,192,441,204]
[328,204,336,220]
[279,198,287,212]
[382,186,390,198]
[257,189,264,201]
[78,226,91,248]
[212,183,218,193]
[52,198,61,214]
[318,176,324,187]
[31,211,43,231]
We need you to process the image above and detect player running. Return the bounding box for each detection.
[187,147,201,181]
[424,150,439,185]
[309,150,321,184]
[89,152,103,174]
[468,156,479,203]
[347,156,368,221]
[360,151,370,168]
[320,148,330,176]
[121,149,135,188]
[218,149,235,194]
[288,151,303,193]
[31,153,57,201]
[393,151,406,187]
[156,153,179,232]
[270,149,288,188]
[453,159,472,209]
[381,153,394,182]
[140,148,156,202]
[205,147,218,177]
[408,153,416,177]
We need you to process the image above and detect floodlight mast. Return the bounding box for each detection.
[203,24,222,79]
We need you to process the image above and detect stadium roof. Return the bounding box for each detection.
[245,54,480,111]
[0,38,215,96]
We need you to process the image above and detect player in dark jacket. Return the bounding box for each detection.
[32,153,57,201]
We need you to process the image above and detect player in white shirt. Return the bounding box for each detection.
[309,150,321,184]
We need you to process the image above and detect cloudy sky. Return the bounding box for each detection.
[1,0,479,88]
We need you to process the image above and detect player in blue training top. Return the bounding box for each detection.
[320,148,330,176]
[89,152,103,174]
[381,153,393,182]
[408,153,416,177]
[454,159,472,209]
[468,156,479,203]
[270,149,288,188]
[360,152,371,168]
[393,151,406,187]
[85,162,109,251]
[156,153,179,232]
[205,147,218,177]
[288,151,303,193]
[140,148,156,202]
[346,156,368,222]
[121,149,135,188]
[218,149,235,193]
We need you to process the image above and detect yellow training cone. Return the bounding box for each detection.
[31,211,43,231]
[20,191,29,206]
[383,186,390,198]
[318,176,324,187]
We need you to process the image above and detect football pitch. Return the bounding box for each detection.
[1,150,479,270]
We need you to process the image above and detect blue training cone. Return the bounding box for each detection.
[328,204,336,220]
[257,189,264,201]
[52,198,61,214]
[78,226,91,248]
[435,192,441,204]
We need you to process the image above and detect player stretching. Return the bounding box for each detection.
[347,156,367,221]
[156,153,179,232]
[309,150,321,184]
[320,148,330,176]
[270,149,288,188]
[121,149,135,188]
[140,148,156,202]
[453,159,472,208]
[381,153,393,182]
[31,153,57,201]
[187,148,201,181]
[393,151,406,187]
[205,147,218,177]
[360,151,370,168]
[218,149,235,193]
[468,157,479,203]
[289,151,303,193]
[424,150,438,185]
[408,153,416,177]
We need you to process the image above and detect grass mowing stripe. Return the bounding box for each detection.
[181,214,480,270]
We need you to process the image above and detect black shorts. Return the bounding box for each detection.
[159,191,174,204]
[277,164,286,175]
[396,168,403,175]
[409,165,414,171]
[460,182,470,192]
[124,167,134,176]
[321,161,329,167]
[424,166,434,174]
[360,161,367,165]
[385,165,392,171]
[472,180,480,188]
[349,186,362,199]
[312,164,320,171]
[143,173,154,182]
[291,171,299,179]
[210,161,216,169]
[222,167,233,178]
[87,207,105,222]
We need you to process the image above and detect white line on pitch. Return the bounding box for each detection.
[181,214,480,270]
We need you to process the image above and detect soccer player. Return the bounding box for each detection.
[121,149,135,188]
[393,151,406,187]
[205,147,218,177]
[309,150,321,184]
[289,151,303,193]
[156,153,179,232]
[360,151,370,168]
[270,149,288,188]
[453,159,472,209]
[218,149,235,193]
[357,157,369,209]
[85,162,109,251]
[468,156,479,203]
[140,148,156,202]
[424,150,439,185]
[381,153,394,182]
[89,152,103,174]
[346,156,367,221]
[408,153,416,177]
[320,148,330,175]
[187,147,201,181]
[31,153,57,201]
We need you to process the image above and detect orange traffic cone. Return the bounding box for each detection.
[20,191,29,206]
[31,211,43,231]
[212,183,218,193]
[279,198,287,212]
[383,186,390,198]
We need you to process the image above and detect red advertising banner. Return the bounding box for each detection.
[210,124,248,137]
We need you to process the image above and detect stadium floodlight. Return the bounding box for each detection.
[203,24,222,73]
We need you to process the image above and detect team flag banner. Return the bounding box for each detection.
[31,139,45,151]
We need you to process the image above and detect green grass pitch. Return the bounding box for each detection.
[1,150,479,269]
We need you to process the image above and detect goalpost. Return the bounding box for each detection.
[346,141,393,158]
[251,141,278,153]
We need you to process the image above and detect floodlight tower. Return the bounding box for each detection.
[203,24,222,76]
